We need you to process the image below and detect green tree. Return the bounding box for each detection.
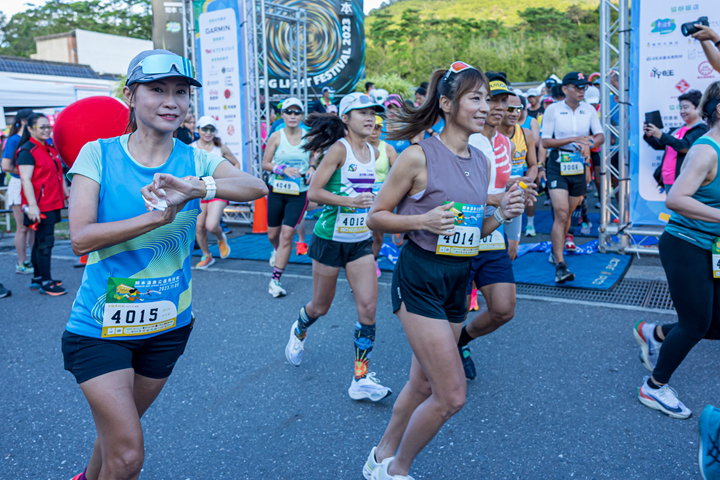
[0,0,151,58]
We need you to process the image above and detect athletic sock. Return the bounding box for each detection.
[647,378,662,389]
[354,322,375,380]
[458,325,474,348]
[526,215,534,228]
[272,266,284,281]
[653,327,664,343]
[294,306,318,340]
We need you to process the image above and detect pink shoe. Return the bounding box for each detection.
[376,260,381,278]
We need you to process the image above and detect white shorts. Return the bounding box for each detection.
[5,176,22,207]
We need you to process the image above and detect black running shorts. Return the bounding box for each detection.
[267,190,308,228]
[391,240,471,324]
[547,150,587,198]
[62,322,193,384]
[308,235,373,268]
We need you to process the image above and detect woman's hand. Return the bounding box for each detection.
[25,205,41,223]
[349,192,374,209]
[537,169,546,183]
[305,166,315,185]
[644,123,661,139]
[499,184,525,220]
[284,167,302,179]
[421,201,456,235]
[141,173,202,212]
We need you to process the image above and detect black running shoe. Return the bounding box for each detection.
[555,262,575,284]
[39,281,66,297]
[459,345,476,380]
[0,283,11,299]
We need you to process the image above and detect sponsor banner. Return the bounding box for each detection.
[194,0,249,171]
[264,0,365,99]
[630,0,720,225]
[151,0,185,55]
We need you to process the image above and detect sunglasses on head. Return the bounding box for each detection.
[507,105,523,113]
[283,110,303,116]
[200,126,216,133]
[136,54,195,78]
[439,61,478,98]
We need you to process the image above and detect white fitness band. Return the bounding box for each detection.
[200,176,217,201]
[493,208,511,224]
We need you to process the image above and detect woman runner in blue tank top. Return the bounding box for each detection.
[63,50,267,480]
[633,83,720,422]
[363,62,526,480]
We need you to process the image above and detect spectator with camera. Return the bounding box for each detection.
[644,89,709,193]
[688,19,720,73]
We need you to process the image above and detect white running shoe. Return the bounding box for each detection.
[349,373,392,402]
[285,320,305,366]
[269,249,276,267]
[268,278,287,298]
[638,376,691,419]
[363,447,394,480]
[372,461,415,480]
[633,320,662,372]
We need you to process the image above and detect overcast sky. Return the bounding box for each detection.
[1,0,387,18]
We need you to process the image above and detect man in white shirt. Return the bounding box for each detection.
[541,72,605,283]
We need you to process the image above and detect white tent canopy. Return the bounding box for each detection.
[0,75,76,108]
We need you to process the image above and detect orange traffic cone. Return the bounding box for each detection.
[252,196,268,234]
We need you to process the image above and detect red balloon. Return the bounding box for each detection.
[53,96,129,168]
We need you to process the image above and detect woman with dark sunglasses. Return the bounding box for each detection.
[15,112,68,296]
[362,62,524,480]
[192,115,241,269]
[64,50,266,480]
[262,97,315,297]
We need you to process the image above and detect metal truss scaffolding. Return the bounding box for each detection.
[244,0,308,180]
[599,0,660,255]
[181,0,199,115]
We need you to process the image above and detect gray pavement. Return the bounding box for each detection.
[0,249,713,479]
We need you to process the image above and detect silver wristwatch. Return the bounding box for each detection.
[493,208,511,224]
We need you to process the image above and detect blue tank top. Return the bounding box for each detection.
[665,136,720,251]
[66,136,200,339]
[522,116,533,130]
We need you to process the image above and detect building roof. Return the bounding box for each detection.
[34,31,76,42]
[0,55,121,80]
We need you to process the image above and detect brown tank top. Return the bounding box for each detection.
[397,136,489,254]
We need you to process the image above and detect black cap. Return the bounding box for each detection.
[486,72,515,97]
[562,72,589,87]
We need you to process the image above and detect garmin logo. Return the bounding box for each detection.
[205,26,230,34]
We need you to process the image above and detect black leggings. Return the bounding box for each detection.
[25,211,58,283]
[654,232,720,383]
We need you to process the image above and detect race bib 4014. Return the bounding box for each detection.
[436,202,484,257]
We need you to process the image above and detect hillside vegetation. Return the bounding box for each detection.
[365,0,604,85]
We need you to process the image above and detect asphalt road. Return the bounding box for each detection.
[1,251,714,480]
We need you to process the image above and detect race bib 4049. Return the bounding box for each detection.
[273,175,301,195]
[436,202,484,257]
[560,152,584,176]
[102,277,179,338]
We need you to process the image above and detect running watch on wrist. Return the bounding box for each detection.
[200,176,217,201]
[493,208,511,224]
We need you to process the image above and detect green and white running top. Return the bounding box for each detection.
[313,138,375,243]
[271,128,311,194]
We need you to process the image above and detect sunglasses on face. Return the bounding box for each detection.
[507,105,523,113]
[200,126,216,133]
[35,125,52,131]
[570,84,589,91]
[283,110,303,116]
[374,124,383,130]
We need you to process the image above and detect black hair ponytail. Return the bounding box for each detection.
[302,113,347,153]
